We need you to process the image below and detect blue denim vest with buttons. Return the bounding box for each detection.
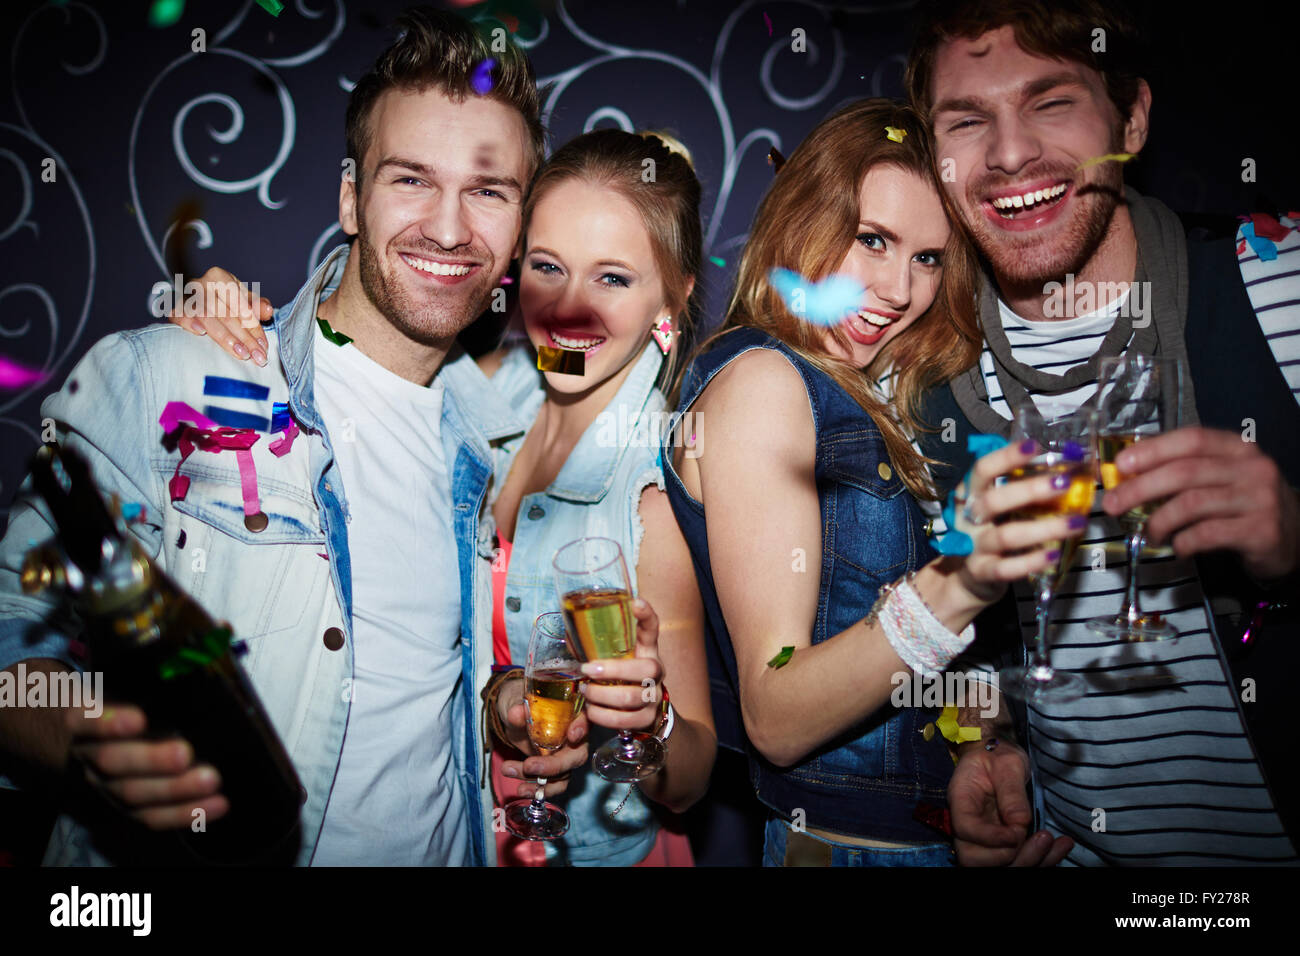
[486,340,668,866]
[661,326,954,842]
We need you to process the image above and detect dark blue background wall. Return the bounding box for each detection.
[0,0,1294,864]
[1,0,1293,509]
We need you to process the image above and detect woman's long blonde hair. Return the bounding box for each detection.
[679,99,980,500]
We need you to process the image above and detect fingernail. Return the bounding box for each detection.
[503,767,517,778]
[190,323,207,336]
[252,349,267,367]
[1046,549,1061,561]
[1051,473,1069,489]
[1067,515,1087,529]
[1019,439,1037,454]
[583,663,604,677]
[196,766,217,786]
[232,342,249,359]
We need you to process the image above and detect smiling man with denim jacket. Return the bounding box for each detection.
[0,8,561,866]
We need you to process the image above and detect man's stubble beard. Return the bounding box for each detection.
[355,203,498,346]
[958,143,1127,292]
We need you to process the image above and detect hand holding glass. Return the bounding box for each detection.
[552,537,664,782]
[998,402,1097,703]
[503,612,585,841]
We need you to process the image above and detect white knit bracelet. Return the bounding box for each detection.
[867,572,976,677]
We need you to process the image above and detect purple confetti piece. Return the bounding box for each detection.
[471,58,496,95]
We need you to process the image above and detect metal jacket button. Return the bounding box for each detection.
[505,597,521,612]
[323,627,345,650]
[877,462,892,481]
[527,504,545,520]
[244,512,269,532]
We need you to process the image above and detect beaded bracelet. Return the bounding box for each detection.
[865,572,975,676]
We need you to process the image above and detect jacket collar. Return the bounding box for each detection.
[273,243,525,444]
[547,340,664,503]
[274,244,348,432]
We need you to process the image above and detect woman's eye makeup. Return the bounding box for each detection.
[856,232,884,250]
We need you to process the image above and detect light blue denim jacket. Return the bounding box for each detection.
[487,339,668,866]
[0,244,527,865]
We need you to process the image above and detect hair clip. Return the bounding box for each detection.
[885,126,907,143]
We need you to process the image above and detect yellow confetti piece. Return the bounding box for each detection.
[1075,152,1137,171]
[884,126,907,143]
[935,705,982,744]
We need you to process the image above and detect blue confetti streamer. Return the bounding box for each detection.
[1240,223,1278,261]
[767,268,864,326]
[932,434,1009,556]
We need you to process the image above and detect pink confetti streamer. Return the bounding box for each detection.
[0,356,46,390]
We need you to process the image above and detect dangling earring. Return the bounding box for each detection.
[652,317,673,354]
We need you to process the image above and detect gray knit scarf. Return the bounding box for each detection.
[950,187,1200,433]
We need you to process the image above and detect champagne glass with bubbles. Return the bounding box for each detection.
[998,401,1096,703]
[552,537,665,782]
[503,612,585,841]
[1087,353,1184,641]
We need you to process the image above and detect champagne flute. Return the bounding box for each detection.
[504,612,585,841]
[1087,354,1183,641]
[999,402,1096,703]
[552,537,665,782]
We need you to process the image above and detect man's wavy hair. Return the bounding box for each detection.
[904,0,1147,126]
[345,7,545,191]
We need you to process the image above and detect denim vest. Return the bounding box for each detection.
[661,326,954,842]
[0,245,525,865]
[486,340,668,865]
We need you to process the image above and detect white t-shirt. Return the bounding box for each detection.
[310,329,469,866]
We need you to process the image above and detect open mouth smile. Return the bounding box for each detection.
[981,180,1073,231]
[400,253,477,280]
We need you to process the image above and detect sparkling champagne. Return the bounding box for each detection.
[1097,431,1165,526]
[1004,456,1094,585]
[561,586,635,661]
[524,669,583,753]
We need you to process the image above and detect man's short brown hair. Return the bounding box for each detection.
[904,0,1146,126]
[345,6,545,189]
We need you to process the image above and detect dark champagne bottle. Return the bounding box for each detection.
[20,444,302,865]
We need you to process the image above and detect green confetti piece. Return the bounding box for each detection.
[159,627,231,680]
[255,0,284,16]
[709,256,726,268]
[317,316,353,346]
[147,0,185,28]
[766,646,795,669]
